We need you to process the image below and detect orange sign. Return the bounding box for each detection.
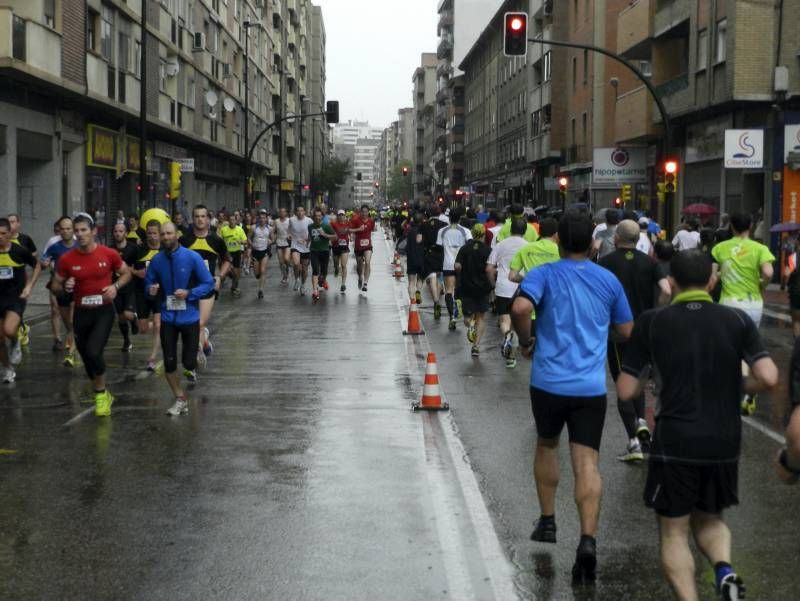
[783,167,800,224]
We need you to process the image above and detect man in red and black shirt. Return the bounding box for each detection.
[52,214,131,417]
[350,205,375,294]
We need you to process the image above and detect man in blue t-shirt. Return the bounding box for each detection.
[511,210,633,584]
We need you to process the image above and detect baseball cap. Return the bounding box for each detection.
[337,209,346,215]
[638,216,650,226]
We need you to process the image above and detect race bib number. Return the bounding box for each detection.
[359,238,370,247]
[81,294,103,306]
[166,295,187,311]
[227,241,238,250]
[0,267,12,280]
[338,239,348,247]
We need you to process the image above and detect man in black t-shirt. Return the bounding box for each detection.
[419,206,447,319]
[599,219,666,462]
[454,224,492,357]
[618,250,777,601]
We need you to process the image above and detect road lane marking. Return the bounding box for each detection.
[743,416,786,445]
[62,407,95,427]
[383,235,521,601]
[763,308,791,323]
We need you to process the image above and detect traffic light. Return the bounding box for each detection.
[356,172,362,181]
[402,166,409,176]
[503,12,528,57]
[558,176,568,195]
[136,183,143,193]
[621,184,632,205]
[656,182,666,203]
[169,162,182,201]
[325,100,340,124]
[664,160,678,193]
[614,197,622,208]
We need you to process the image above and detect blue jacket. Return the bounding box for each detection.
[144,245,214,326]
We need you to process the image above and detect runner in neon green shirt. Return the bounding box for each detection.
[509,218,561,324]
[219,216,249,296]
[495,204,539,244]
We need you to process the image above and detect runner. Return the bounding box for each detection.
[598,220,664,462]
[0,218,41,382]
[711,212,775,415]
[144,221,215,413]
[405,212,426,304]
[617,249,777,601]
[8,213,37,350]
[672,219,701,251]
[181,205,231,364]
[173,211,191,237]
[780,337,800,485]
[420,206,447,317]
[454,224,492,357]
[511,210,633,583]
[41,217,79,366]
[288,206,314,296]
[494,203,539,244]
[350,205,376,294]
[133,220,164,371]
[52,214,132,416]
[274,207,291,285]
[591,209,620,260]
[330,209,352,293]
[487,218,527,367]
[308,208,337,302]
[249,209,273,299]
[436,208,472,330]
[220,212,248,297]
[126,214,143,244]
[111,222,139,353]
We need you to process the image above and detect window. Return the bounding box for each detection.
[572,56,577,91]
[118,20,130,72]
[188,77,196,106]
[101,5,113,61]
[697,29,708,70]
[582,112,587,145]
[44,0,55,28]
[583,49,588,84]
[571,118,576,146]
[134,40,141,77]
[159,59,167,92]
[543,51,551,82]
[88,9,99,53]
[715,19,727,63]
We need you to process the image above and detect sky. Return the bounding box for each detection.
[313,0,440,129]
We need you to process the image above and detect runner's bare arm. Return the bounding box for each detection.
[21,261,43,299]
[760,261,774,289]
[508,269,524,283]
[657,278,671,306]
[511,296,535,357]
[743,356,778,395]
[610,320,634,343]
[778,405,800,484]
[616,372,644,402]
[485,263,498,286]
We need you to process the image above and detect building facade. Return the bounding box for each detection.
[0,0,326,246]
[412,53,437,202]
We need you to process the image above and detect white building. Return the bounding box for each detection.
[333,120,383,146]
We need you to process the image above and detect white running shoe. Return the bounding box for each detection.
[9,342,22,366]
[293,279,300,291]
[166,398,189,416]
[2,368,15,383]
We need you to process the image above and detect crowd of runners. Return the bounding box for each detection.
[2,199,800,600]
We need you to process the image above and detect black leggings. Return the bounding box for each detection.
[608,340,646,439]
[74,305,115,380]
[160,321,200,374]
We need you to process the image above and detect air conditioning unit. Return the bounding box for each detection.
[192,32,206,51]
[223,63,232,78]
[639,60,653,77]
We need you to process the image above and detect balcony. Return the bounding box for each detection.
[617,0,654,59]
[654,73,689,97]
[437,10,453,34]
[0,9,62,80]
[614,85,660,143]
[437,60,452,78]
[437,35,453,60]
[654,0,691,37]
[530,131,552,163]
[436,86,451,104]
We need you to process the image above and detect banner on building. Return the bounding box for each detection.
[86,124,117,170]
[724,129,764,169]
[281,180,295,192]
[783,167,800,224]
[592,148,647,185]
[784,125,800,162]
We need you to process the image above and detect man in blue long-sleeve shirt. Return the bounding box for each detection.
[145,221,214,416]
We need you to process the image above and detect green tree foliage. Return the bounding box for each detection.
[386,160,414,202]
[313,157,351,203]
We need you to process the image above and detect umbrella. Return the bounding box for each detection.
[770,222,800,233]
[681,203,719,216]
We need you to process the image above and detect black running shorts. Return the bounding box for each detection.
[460,294,490,316]
[494,295,514,316]
[530,387,607,451]
[644,460,739,518]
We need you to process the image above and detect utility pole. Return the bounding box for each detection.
[138,0,148,209]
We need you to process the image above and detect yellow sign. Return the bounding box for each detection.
[281,180,295,192]
[126,137,141,172]
[86,124,117,170]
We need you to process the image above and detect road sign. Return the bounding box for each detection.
[174,158,195,173]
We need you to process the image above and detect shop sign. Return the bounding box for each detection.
[592,147,647,184]
[724,129,764,169]
[783,167,800,224]
[126,137,141,172]
[784,125,800,162]
[281,180,295,192]
[174,158,195,172]
[87,124,117,170]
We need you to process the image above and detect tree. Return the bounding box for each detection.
[387,160,414,202]
[313,157,351,205]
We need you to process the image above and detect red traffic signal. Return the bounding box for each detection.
[503,12,528,57]
[558,176,568,193]
[136,183,143,193]
[614,197,622,207]
[664,160,678,193]
[401,166,409,176]
[664,160,678,174]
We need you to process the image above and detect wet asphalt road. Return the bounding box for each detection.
[1,233,799,600]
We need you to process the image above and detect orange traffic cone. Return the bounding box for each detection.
[403,300,425,335]
[412,352,449,411]
[393,261,404,279]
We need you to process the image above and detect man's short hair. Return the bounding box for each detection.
[558,210,593,254]
[605,209,621,226]
[56,215,72,227]
[510,218,527,236]
[616,220,640,246]
[509,203,523,217]
[146,220,162,230]
[193,204,209,216]
[361,204,370,211]
[654,240,675,262]
[73,214,94,228]
[730,212,751,234]
[0,218,10,230]
[449,208,463,224]
[670,249,712,289]
[7,213,19,221]
[539,218,558,239]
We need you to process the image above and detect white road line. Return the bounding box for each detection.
[764,308,791,323]
[743,416,786,445]
[62,407,95,427]
[383,235,521,601]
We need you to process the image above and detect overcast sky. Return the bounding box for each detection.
[313,0,440,129]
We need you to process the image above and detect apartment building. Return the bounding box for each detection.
[397,107,415,165]
[412,52,437,202]
[0,0,325,245]
[462,0,530,207]
[332,120,382,207]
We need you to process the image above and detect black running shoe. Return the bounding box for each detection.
[530,519,557,543]
[571,537,597,583]
[719,573,746,601]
